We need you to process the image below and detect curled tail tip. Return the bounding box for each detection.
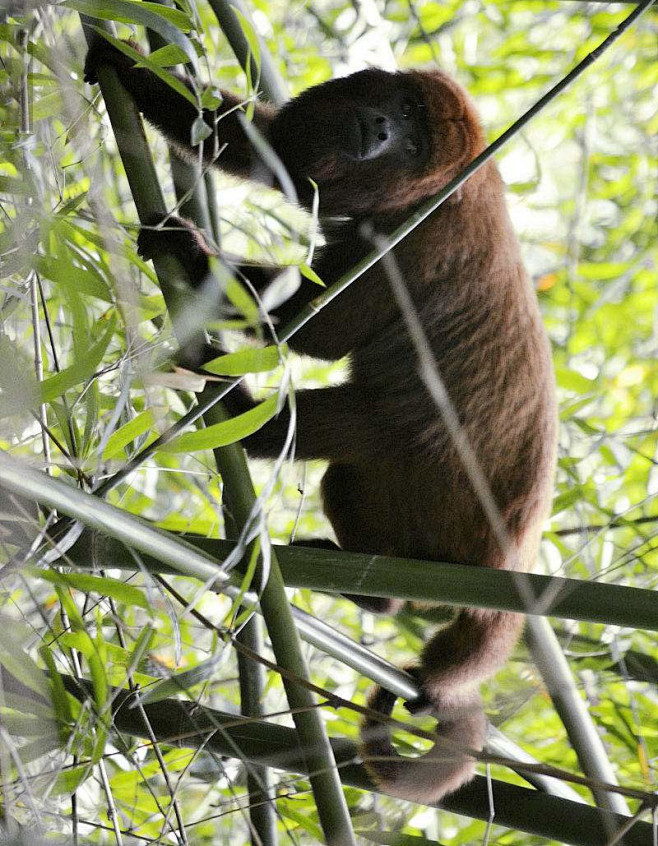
[360,680,486,804]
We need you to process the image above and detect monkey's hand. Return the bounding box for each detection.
[83,38,142,86]
[137,215,215,288]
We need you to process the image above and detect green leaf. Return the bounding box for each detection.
[127,624,156,673]
[555,367,597,394]
[191,114,212,145]
[232,7,261,114]
[233,9,261,74]
[223,271,259,325]
[161,395,278,452]
[0,175,33,195]
[37,569,151,610]
[143,44,189,68]
[40,644,73,725]
[46,764,93,795]
[278,798,324,840]
[39,314,117,403]
[36,255,112,302]
[0,335,39,418]
[202,346,284,376]
[201,86,222,110]
[32,90,63,121]
[0,617,50,699]
[578,261,632,281]
[300,263,325,286]
[135,650,225,704]
[0,710,58,738]
[101,410,156,460]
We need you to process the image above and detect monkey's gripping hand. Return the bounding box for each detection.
[137,215,214,289]
[83,38,142,87]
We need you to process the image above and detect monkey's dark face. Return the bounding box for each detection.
[339,90,428,165]
[270,68,485,217]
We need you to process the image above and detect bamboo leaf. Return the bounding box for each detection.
[39,314,116,403]
[202,345,284,376]
[160,395,277,452]
[135,651,225,704]
[37,569,151,610]
[101,410,157,460]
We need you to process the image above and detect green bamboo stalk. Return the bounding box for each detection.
[66,532,658,633]
[77,20,355,844]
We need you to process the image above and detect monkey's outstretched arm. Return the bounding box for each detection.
[137,217,399,361]
[137,216,281,290]
[223,383,388,462]
[84,40,276,181]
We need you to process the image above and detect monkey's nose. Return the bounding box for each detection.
[356,109,394,159]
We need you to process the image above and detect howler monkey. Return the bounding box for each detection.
[85,43,558,805]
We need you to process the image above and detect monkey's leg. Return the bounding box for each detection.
[318,463,404,613]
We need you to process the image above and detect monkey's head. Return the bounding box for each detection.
[271,68,487,217]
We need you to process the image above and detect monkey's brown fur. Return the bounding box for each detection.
[85,45,558,804]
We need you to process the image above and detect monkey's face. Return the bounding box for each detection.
[271,68,485,217]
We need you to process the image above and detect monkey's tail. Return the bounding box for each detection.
[361,608,524,803]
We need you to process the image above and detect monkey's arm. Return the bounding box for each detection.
[138,216,399,361]
[224,383,386,462]
[84,41,276,181]
[138,217,398,360]
[137,216,281,291]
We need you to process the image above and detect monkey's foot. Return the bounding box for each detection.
[403,665,435,715]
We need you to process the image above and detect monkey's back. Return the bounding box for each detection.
[328,173,557,573]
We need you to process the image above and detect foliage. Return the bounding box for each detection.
[0,0,656,843]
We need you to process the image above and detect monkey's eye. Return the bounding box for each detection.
[400,100,415,118]
[405,137,421,157]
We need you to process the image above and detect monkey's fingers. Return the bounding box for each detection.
[83,39,141,86]
[136,215,207,260]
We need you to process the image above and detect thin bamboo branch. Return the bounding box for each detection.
[526,617,630,816]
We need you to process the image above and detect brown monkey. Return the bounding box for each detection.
[85,43,557,804]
